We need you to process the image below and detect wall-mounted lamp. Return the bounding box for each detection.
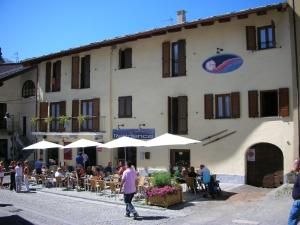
[138,123,146,129]
[117,124,125,129]
[216,48,223,54]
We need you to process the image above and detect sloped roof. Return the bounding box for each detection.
[0,63,35,82]
[22,2,286,65]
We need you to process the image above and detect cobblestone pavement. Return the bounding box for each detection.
[0,183,293,225]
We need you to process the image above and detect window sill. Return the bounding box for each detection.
[118,116,133,119]
[118,67,133,70]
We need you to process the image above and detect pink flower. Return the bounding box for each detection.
[146,186,180,197]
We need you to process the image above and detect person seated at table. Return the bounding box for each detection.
[55,167,65,178]
[181,167,188,179]
[174,166,185,184]
[41,166,48,175]
[86,166,93,176]
[104,161,113,175]
[116,161,123,171]
[188,167,197,178]
[118,162,126,176]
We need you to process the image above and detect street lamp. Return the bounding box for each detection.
[4,112,15,160]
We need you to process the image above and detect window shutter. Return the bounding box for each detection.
[72,56,79,89]
[271,22,276,48]
[248,90,259,118]
[118,97,125,118]
[246,26,257,50]
[119,49,123,69]
[178,39,186,76]
[177,96,188,134]
[231,92,240,118]
[72,100,79,132]
[92,98,100,131]
[126,96,132,117]
[59,101,66,132]
[168,96,172,133]
[39,102,48,132]
[45,62,51,92]
[125,48,132,68]
[162,42,170,77]
[84,55,90,88]
[55,60,61,91]
[279,88,289,117]
[204,94,214,119]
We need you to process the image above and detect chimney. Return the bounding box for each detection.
[0,48,4,64]
[177,10,186,24]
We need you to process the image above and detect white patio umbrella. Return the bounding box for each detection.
[102,136,146,148]
[23,140,64,150]
[63,139,104,149]
[145,133,201,147]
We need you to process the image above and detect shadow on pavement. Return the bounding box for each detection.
[137,216,169,221]
[0,215,34,225]
[0,204,12,207]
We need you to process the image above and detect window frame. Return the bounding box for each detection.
[119,48,132,69]
[22,80,35,98]
[257,25,275,50]
[50,102,61,132]
[215,94,232,119]
[118,96,132,118]
[80,55,90,89]
[260,89,279,117]
[81,99,93,131]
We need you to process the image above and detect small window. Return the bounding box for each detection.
[50,103,61,131]
[260,90,278,117]
[118,96,132,118]
[80,55,90,89]
[22,80,35,98]
[215,94,231,119]
[119,48,132,69]
[258,25,275,50]
[81,100,93,131]
[168,96,188,134]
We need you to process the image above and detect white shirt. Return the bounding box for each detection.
[15,165,23,177]
[82,153,88,163]
[55,171,64,178]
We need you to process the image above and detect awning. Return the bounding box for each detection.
[63,139,104,149]
[102,136,146,148]
[145,133,201,147]
[23,140,64,150]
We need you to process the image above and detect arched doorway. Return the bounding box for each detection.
[246,143,283,187]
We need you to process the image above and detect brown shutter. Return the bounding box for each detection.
[125,48,132,68]
[279,88,289,117]
[119,49,123,69]
[126,96,132,117]
[271,22,276,48]
[177,96,188,134]
[168,96,172,133]
[39,102,48,132]
[248,90,259,118]
[45,62,51,92]
[204,94,214,119]
[84,55,90,88]
[92,98,100,131]
[72,100,79,132]
[118,97,125,118]
[231,92,240,118]
[72,56,79,89]
[59,101,66,131]
[178,39,186,76]
[246,26,257,50]
[55,60,61,91]
[162,42,170,77]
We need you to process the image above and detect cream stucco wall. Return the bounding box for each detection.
[36,8,297,183]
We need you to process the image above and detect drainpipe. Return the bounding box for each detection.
[34,64,39,160]
[109,46,114,163]
[291,0,300,157]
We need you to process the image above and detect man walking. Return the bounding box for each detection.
[120,162,139,219]
[288,159,300,225]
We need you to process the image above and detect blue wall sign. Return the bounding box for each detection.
[203,54,243,74]
[112,129,155,140]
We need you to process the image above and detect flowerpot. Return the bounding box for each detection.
[146,189,182,207]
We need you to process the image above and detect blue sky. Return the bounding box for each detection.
[0,0,284,61]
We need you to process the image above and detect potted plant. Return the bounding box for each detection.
[44,116,53,125]
[58,115,70,128]
[77,114,86,126]
[146,172,182,207]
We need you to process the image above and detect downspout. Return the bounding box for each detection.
[292,0,300,156]
[109,46,114,163]
[35,64,39,160]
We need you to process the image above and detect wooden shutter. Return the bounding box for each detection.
[162,42,170,77]
[72,100,79,132]
[231,92,240,118]
[178,39,186,76]
[246,26,257,50]
[168,97,177,134]
[84,55,90,88]
[92,98,100,131]
[72,56,79,89]
[55,60,61,91]
[45,62,51,92]
[126,96,132,117]
[59,101,66,131]
[118,97,125,118]
[177,96,188,134]
[39,102,48,132]
[279,88,289,117]
[119,49,123,69]
[125,48,132,68]
[168,97,172,133]
[204,94,214,119]
[248,90,259,118]
[271,22,276,48]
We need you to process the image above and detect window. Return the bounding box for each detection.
[204,92,240,119]
[162,40,186,77]
[118,96,132,118]
[50,101,66,132]
[258,25,275,50]
[246,24,275,51]
[248,88,289,118]
[45,60,61,92]
[81,100,93,131]
[119,48,132,69]
[80,55,90,89]
[168,96,188,134]
[22,80,35,98]
[0,103,6,129]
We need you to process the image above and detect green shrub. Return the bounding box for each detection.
[152,171,172,187]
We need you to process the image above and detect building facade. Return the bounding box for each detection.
[22,3,300,186]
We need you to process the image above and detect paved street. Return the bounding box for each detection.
[0,183,293,225]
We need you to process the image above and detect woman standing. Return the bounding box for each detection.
[23,161,30,192]
[9,161,16,191]
[0,161,4,188]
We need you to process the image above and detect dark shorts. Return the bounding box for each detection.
[124,193,135,203]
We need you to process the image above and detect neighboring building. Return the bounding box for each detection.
[22,2,300,186]
[0,50,37,163]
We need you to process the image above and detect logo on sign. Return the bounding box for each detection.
[203,54,243,74]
